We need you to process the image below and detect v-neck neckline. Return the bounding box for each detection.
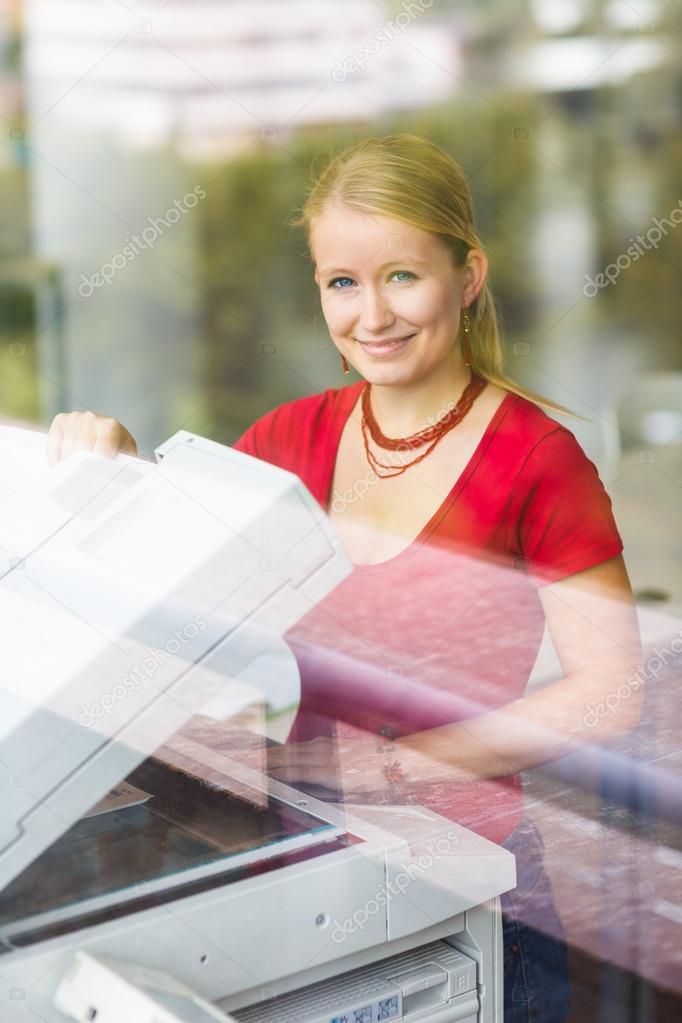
[323,382,515,573]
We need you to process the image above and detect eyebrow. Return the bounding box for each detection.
[319,259,430,275]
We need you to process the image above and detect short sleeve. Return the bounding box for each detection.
[231,406,284,467]
[229,389,344,510]
[232,425,257,457]
[232,421,258,458]
[508,427,624,586]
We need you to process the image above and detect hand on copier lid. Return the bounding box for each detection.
[47,410,138,465]
[251,734,417,798]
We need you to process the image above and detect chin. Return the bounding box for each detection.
[355,362,420,387]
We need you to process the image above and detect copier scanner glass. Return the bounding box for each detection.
[0,428,352,948]
[0,716,348,946]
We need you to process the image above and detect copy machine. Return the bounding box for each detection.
[0,428,515,1023]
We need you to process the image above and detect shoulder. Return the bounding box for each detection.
[490,390,593,470]
[232,382,363,468]
[495,395,623,578]
[499,390,570,448]
[260,382,362,430]
[485,389,609,500]
[496,393,610,512]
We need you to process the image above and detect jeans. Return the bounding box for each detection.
[501,819,571,1023]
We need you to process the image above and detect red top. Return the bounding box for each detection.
[233,383,623,844]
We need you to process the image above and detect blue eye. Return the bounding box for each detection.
[328,277,355,289]
[326,270,416,289]
[392,270,415,282]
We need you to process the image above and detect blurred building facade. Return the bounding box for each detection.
[22,0,460,159]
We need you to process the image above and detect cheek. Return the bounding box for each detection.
[320,292,356,333]
[399,285,454,327]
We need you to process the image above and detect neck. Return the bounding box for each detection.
[367,361,473,438]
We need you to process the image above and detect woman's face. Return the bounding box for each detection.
[311,202,484,387]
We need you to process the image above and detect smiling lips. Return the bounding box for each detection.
[356,333,416,356]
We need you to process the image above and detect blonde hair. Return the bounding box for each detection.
[291,133,577,418]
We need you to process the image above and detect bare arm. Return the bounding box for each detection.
[397,554,643,782]
[264,555,644,793]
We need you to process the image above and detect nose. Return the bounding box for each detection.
[359,286,395,335]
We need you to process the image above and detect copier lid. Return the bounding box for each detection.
[0,428,350,893]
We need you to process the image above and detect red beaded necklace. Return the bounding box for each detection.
[361,373,488,478]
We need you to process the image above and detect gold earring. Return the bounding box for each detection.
[341,353,350,375]
[461,307,472,368]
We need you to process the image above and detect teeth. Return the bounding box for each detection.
[362,336,410,346]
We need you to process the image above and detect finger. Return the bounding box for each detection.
[268,765,335,787]
[266,748,331,771]
[46,415,65,466]
[239,750,266,769]
[93,420,138,460]
[266,744,305,766]
[59,411,94,462]
[119,427,138,457]
[92,422,122,460]
[76,413,102,458]
[265,746,293,769]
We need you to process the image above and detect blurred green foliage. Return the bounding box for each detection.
[1,87,680,438]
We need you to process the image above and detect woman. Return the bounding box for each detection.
[48,134,642,1022]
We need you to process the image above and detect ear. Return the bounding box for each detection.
[461,248,488,307]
